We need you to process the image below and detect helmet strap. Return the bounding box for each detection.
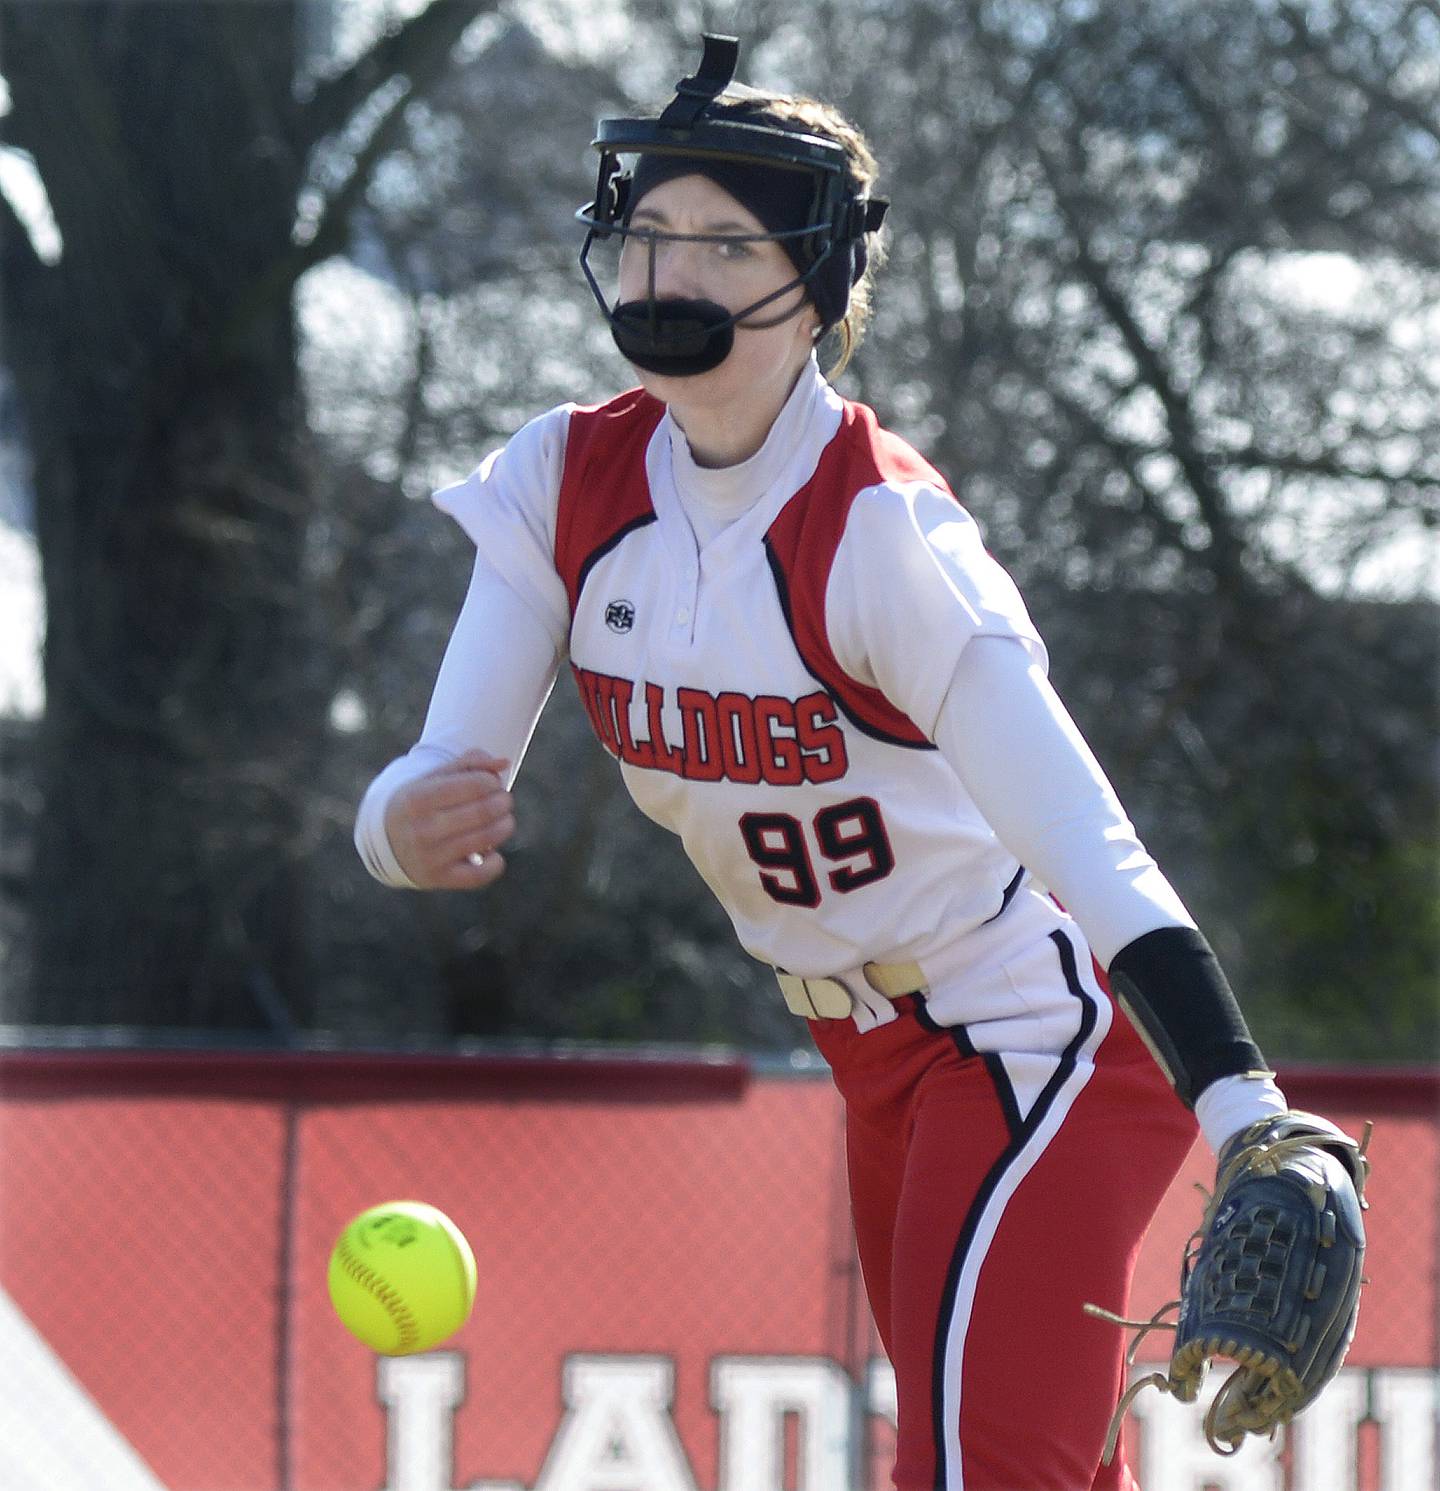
[657,35,740,129]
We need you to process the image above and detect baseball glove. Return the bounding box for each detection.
[1087,1110,1370,1459]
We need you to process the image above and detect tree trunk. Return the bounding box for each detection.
[2,3,325,1028]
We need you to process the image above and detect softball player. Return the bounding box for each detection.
[357,37,1298,1488]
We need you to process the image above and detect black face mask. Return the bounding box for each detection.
[575,34,887,378]
[610,296,736,377]
[583,218,837,377]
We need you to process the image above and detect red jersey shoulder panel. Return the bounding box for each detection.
[554,387,667,617]
[764,400,957,750]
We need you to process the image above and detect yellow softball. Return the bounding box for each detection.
[327,1200,477,1355]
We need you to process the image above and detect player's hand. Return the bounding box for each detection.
[384,750,516,891]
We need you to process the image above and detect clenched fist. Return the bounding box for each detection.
[384,750,517,890]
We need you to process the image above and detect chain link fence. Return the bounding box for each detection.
[1,1041,1434,1491]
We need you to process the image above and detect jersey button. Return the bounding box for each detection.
[676,607,691,624]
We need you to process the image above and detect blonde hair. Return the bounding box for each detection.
[714,88,887,378]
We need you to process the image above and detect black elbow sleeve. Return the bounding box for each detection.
[1107,925,1270,1108]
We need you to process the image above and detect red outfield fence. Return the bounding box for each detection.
[0,1047,1435,1491]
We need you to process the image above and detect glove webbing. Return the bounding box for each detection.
[1084,1122,1372,1461]
[1083,1300,1305,1460]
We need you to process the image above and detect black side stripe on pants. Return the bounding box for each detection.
[925,929,1101,1487]
[981,1054,1024,1140]
[912,993,976,1055]
[913,997,1024,1139]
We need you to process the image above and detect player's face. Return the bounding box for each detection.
[616,173,821,410]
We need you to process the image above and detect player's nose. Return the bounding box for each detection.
[646,237,710,300]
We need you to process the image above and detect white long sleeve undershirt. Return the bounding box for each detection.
[931,635,1196,966]
[929,637,1287,1150]
[352,556,560,888]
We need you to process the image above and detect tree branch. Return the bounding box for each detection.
[1018,359,1205,563]
[1275,2,1440,149]
[215,77,419,360]
[1215,446,1440,490]
[1,5,163,291]
[1032,135,1251,593]
[293,0,494,155]
[216,0,500,360]
[0,169,47,285]
[298,77,417,268]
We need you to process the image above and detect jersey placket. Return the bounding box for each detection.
[650,438,704,653]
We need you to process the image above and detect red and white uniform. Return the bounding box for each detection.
[357,360,1211,1488]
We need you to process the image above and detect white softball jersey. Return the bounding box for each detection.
[358,358,1199,1049]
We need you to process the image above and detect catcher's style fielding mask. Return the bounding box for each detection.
[576,34,888,376]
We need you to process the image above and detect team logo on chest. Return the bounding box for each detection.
[572,666,850,786]
[604,599,636,633]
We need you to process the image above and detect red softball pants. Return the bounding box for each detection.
[809,926,1197,1491]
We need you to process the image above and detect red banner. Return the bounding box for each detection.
[1,1051,1434,1491]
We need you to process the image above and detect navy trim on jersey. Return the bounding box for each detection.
[980,864,1027,926]
[573,512,658,619]
[925,927,1100,1484]
[762,537,939,752]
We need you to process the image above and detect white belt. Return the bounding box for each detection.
[775,960,929,1020]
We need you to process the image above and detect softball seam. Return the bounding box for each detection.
[334,1239,421,1352]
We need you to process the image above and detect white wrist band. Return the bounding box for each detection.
[1194,1072,1289,1156]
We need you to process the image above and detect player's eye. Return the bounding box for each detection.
[713,238,756,262]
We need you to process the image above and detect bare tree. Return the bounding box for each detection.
[822,0,1439,1054]
[3,0,1432,1056]
[0,0,496,1027]
[294,0,1439,1056]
